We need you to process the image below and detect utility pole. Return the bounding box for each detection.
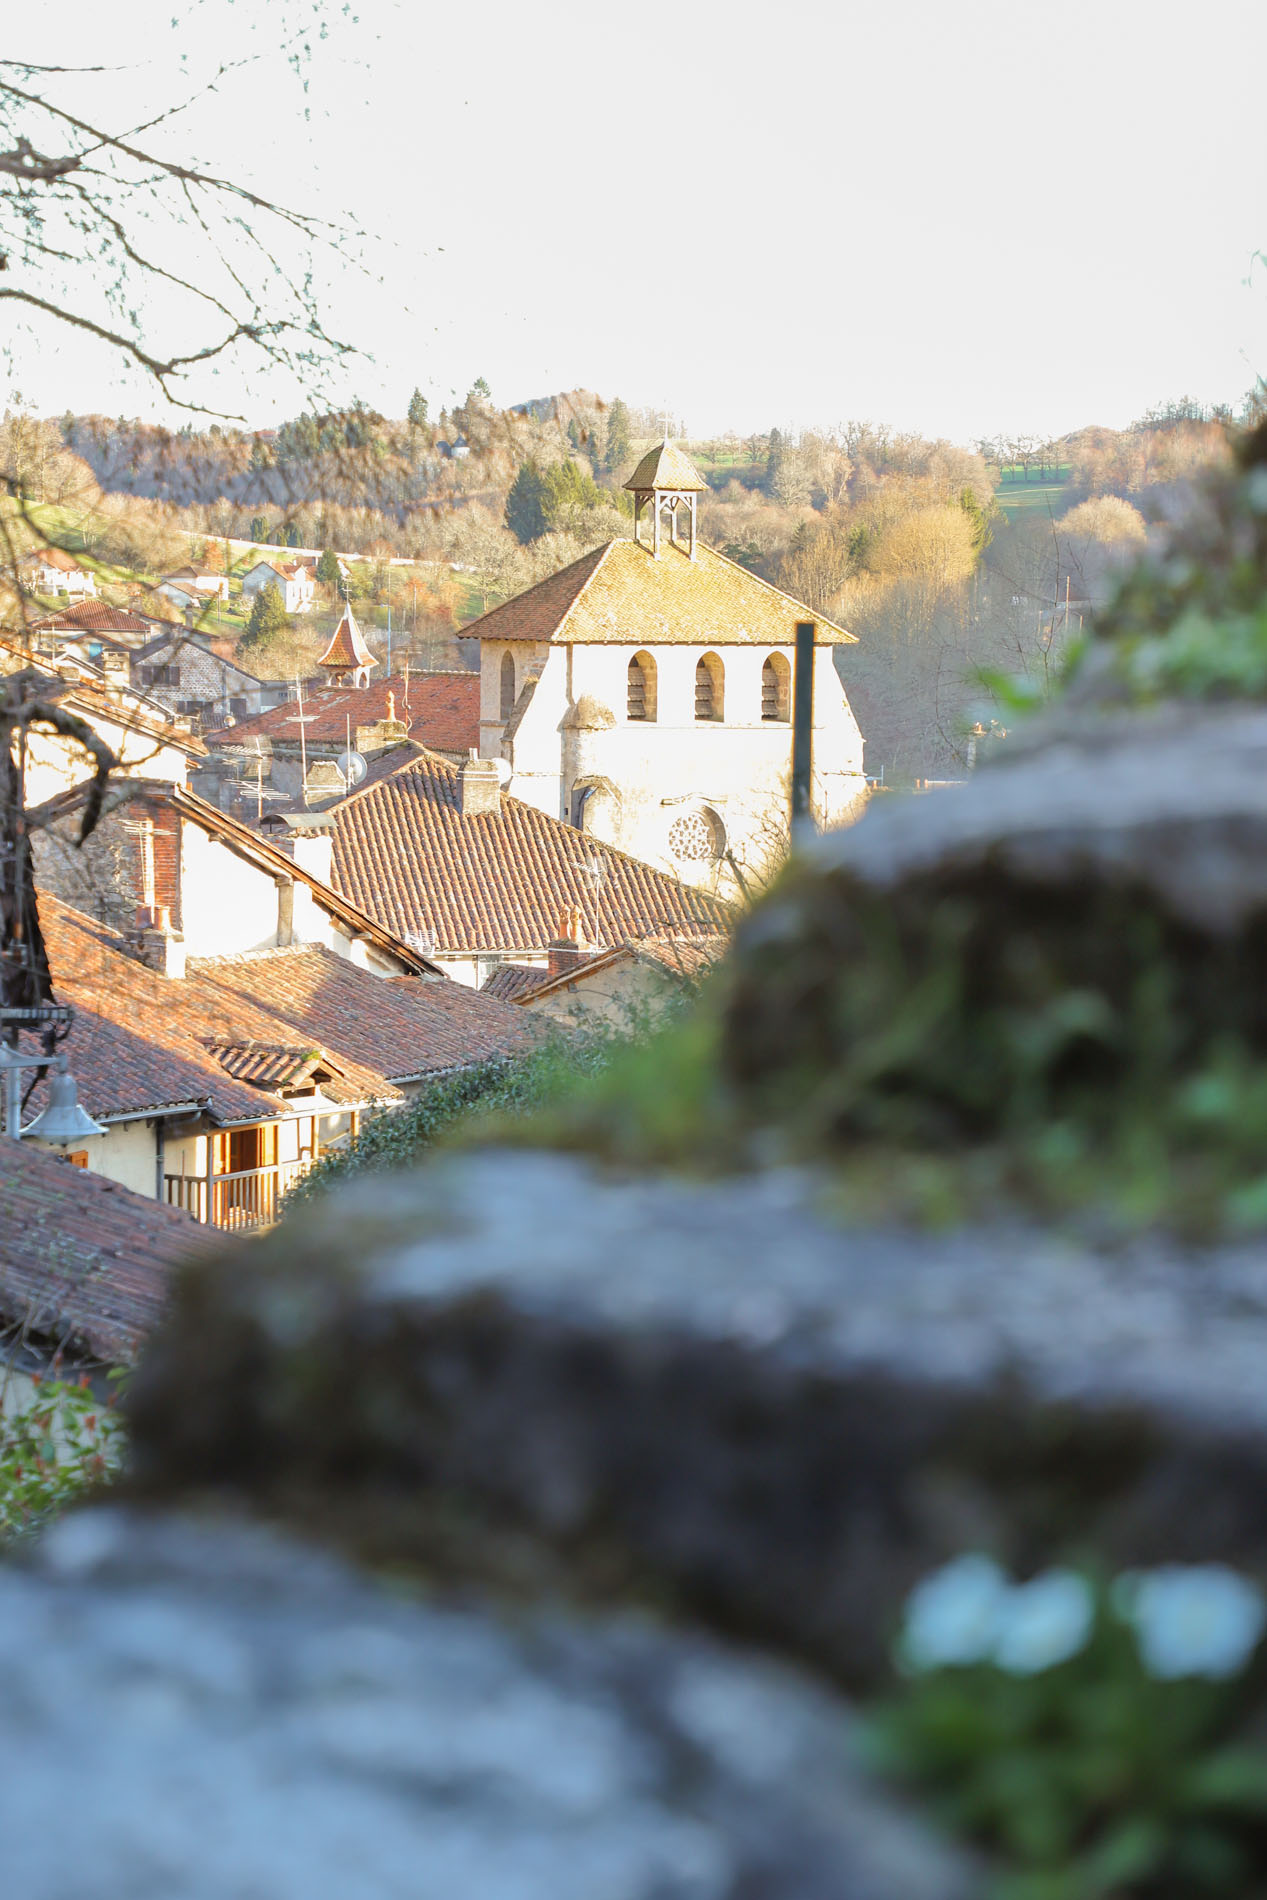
[791,621,816,844]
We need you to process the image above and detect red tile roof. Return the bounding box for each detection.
[329,751,733,956]
[21,546,92,573]
[200,1040,353,1095]
[481,962,549,1002]
[35,894,396,1123]
[205,673,479,754]
[191,943,540,1080]
[0,1142,216,1366]
[30,600,168,638]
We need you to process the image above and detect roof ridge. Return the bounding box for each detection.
[457,538,616,641]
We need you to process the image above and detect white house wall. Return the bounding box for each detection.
[22,716,191,808]
[42,1116,165,1199]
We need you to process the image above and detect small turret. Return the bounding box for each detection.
[317,602,377,688]
[624,436,707,559]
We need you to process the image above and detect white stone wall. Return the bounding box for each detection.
[479,638,867,895]
[41,1117,164,1199]
[22,715,191,809]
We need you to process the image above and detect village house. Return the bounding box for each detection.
[5,649,207,808]
[132,628,280,726]
[18,889,535,1231]
[240,558,316,615]
[483,917,726,1028]
[307,745,731,989]
[32,777,442,978]
[28,599,171,672]
[199,627,480,808]
[158,563,231,603]
[17,546,99,599]
[460,438,868,897]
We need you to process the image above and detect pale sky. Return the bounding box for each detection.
[7,0,1266,444]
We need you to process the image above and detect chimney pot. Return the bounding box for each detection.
[457,754,501,817]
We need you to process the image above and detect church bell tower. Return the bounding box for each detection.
[624,435,707,559]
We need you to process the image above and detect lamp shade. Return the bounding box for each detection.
[22,1056,106,1145]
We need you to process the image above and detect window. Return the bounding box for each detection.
[668,806,725,864]
[139,663,179,688]
[627,652,657,721]
[499,651,516,723]
[695,652,724,722]
[762,653,791,721]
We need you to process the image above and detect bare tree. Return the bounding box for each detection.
[0,20,355,418]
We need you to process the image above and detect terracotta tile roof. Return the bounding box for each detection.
[190,943,540,1080]
[624,441,708,492]
[200,1040,351,1095]
[34,894,398,1123]
[318,603,376,673]
[481,961,548,1002]
[329,751,733,957]
[0,1143,216,1366]
[21,546,91,573]
[458,537,854,646]
[502,931,728,1005]
[29,600,168,639]
[205,673,479,754]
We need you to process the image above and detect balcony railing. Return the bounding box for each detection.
[165,1157,315,1231]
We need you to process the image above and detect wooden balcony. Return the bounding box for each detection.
[165,1157,315,1232]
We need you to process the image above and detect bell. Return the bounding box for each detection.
[22,1055,106,1145]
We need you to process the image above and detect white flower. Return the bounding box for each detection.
[1128,1565,1267,1681]
[992,1569,1095,1675]
[900,1554,1011,1672]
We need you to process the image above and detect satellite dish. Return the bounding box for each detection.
[336,749,368,787]
[493,757,513,787]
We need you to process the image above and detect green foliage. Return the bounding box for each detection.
[248,515,270,544]
[544,458,601,521]
[604,398,631,472]
[960,485,996,557]
[243,579,289,644]
[283,1038,620,1208]
[0,1369,126,1543]
[407,387,429,428]
[470,377,491,402]
[873,1563,1267,1898]
[316,547,342,589]
[504,459,549,544]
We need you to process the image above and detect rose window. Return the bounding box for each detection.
[668,809,722,863]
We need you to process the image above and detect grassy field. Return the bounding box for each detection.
[995,473,1075,523]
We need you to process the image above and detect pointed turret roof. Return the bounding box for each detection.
[624,440,707,493]
[318,602,376,676]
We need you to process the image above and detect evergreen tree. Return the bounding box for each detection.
[543,459,601,524]
[505,459,549,543]
[764,427,785,497]
[605,398,631,471]
[243,580,289,645]
[285,523,301,548]
[248,516,270,544]
[407,388,429,428]
[316,547,342,589]
[470,376,491,401]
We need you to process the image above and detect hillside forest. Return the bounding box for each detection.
[1,386,1257,783]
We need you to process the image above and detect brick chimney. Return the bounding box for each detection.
[547,903,588,978]
[135,905,187,979]
[457,749,501,817]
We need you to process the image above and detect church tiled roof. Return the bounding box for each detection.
[624,441,708,492]
[458,538,855,646]
[329,751,732,957]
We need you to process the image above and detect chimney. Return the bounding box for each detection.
[136,906,186,979]
[290,828,334,885]
[457,749,501,817]
[275,875,295,947]
[547,902,588,978]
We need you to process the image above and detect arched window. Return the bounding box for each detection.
[627,651,657,721]
[499,651,516,723]
[695,652,724,722]
[761,652,791,721]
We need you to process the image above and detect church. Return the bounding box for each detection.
[461,439,867,894]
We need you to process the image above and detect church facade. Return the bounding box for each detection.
[463,441,867,895]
